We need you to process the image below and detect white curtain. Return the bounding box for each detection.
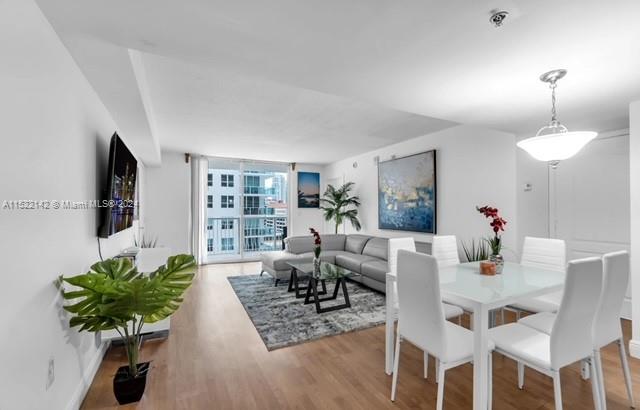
[190,156,208,265]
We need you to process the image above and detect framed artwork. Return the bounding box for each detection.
[378,150,437,233]
[297,172,320,208]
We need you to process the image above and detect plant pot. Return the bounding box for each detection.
[313,256,321,276]
[113,362,150,405]
[489,254,504,274]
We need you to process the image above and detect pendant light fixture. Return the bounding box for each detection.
[517,69,598,167]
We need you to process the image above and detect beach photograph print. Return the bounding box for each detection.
[297,171,320,208]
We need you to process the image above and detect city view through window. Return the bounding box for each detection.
[206,160,288,262]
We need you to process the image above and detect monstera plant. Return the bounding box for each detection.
[61,254,196,404]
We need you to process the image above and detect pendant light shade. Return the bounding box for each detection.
[517,69,597,166]
[516,131,598,162]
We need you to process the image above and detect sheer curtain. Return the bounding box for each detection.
[190,156,208,265]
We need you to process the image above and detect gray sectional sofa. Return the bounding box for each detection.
[260,234,430,293]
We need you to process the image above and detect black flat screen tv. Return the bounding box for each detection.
[99,133,137,238]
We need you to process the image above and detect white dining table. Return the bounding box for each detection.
[385,261,566,410]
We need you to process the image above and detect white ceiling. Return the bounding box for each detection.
[36,0,640,164]
[139,53,453,163]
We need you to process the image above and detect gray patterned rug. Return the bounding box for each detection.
[227,275,387,350]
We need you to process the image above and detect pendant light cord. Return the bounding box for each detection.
[550,82,558,123]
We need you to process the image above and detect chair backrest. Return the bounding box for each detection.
[550,257,603,369]
[432,235,460,267]
[396,250,447,357]
[593,251,629,348]
[388,237,416,274]
[521,236,566,272]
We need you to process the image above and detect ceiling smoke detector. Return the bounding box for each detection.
[489,10,509,27]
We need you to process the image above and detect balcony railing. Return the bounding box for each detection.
[243,207,276,215]
[243,186,277,195]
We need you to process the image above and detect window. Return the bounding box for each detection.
[207,218,213,231]
[221,219,234,230]
[244,196,259,214]
[207,238,214,252]
[221,238,234,251]
[207,195,213,208]
[221,174,234,187]
[208,173,213,187]
[221,195,234,208]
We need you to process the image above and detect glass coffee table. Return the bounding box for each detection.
[287,261,360,313]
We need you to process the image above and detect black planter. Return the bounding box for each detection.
[113,362,150,405]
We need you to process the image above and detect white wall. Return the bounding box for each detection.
[0,1,138,408]
[289,164,325,237]
[516,148,550,251]
[144,151,191,254]
[324,125,518,258]
[629,101,640,357]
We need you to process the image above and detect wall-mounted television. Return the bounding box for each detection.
[99,133,137,238]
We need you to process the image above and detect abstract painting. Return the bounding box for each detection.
[378,151,436,233]
[297,171,320,208]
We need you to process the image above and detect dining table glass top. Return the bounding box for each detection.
[437,261,566,306]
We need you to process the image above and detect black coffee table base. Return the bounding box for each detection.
[288,268,327,299]
[304,276,351,314]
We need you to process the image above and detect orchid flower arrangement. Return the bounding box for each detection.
[476,206,507,256]
[309,227,322,258]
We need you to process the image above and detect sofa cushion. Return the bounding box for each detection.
[360,260,389,283]
[335,253,380,273]
[261,251,310,271]
[285,236,315,254]
[321,234,347,251]
[362,237,389,261]
[345,234,373,254]
[316,250,351,265]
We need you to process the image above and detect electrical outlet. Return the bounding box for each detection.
[46,357,55,390]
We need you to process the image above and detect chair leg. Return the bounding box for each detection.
[516,310,521,321]
[553,371,563,410]
[435,358,440,383]
[436,365,446,410]
[501,308,505,324]
[517,362,525,389]
[274,278,280,287]
[590,356,603,410]
[390,332,402,401]
[423,351,429,379]
[618,338,636,408]
[260,270,264,276]
[488,353,493,410]
[595,349,607,410]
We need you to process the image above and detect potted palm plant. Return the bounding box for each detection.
[320,182,362,233]
[61,254,196,404]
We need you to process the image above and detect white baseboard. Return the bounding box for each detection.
[629,339,640,359]
[65,340,110,410]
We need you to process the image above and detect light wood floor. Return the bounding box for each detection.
[81,262,638,409]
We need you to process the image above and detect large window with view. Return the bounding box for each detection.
[204,158,288,262]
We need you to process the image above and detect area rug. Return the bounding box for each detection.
[227,275,386,350]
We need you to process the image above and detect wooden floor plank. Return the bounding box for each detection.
[81,262,638,409]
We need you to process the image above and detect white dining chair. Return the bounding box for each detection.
[432,235,460,267]
[386,238,464,381]
[519,251,635,409]
[391,250,493,409]
[506,237,566,319]
[432,235,474,328]
[489,257,604,410]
